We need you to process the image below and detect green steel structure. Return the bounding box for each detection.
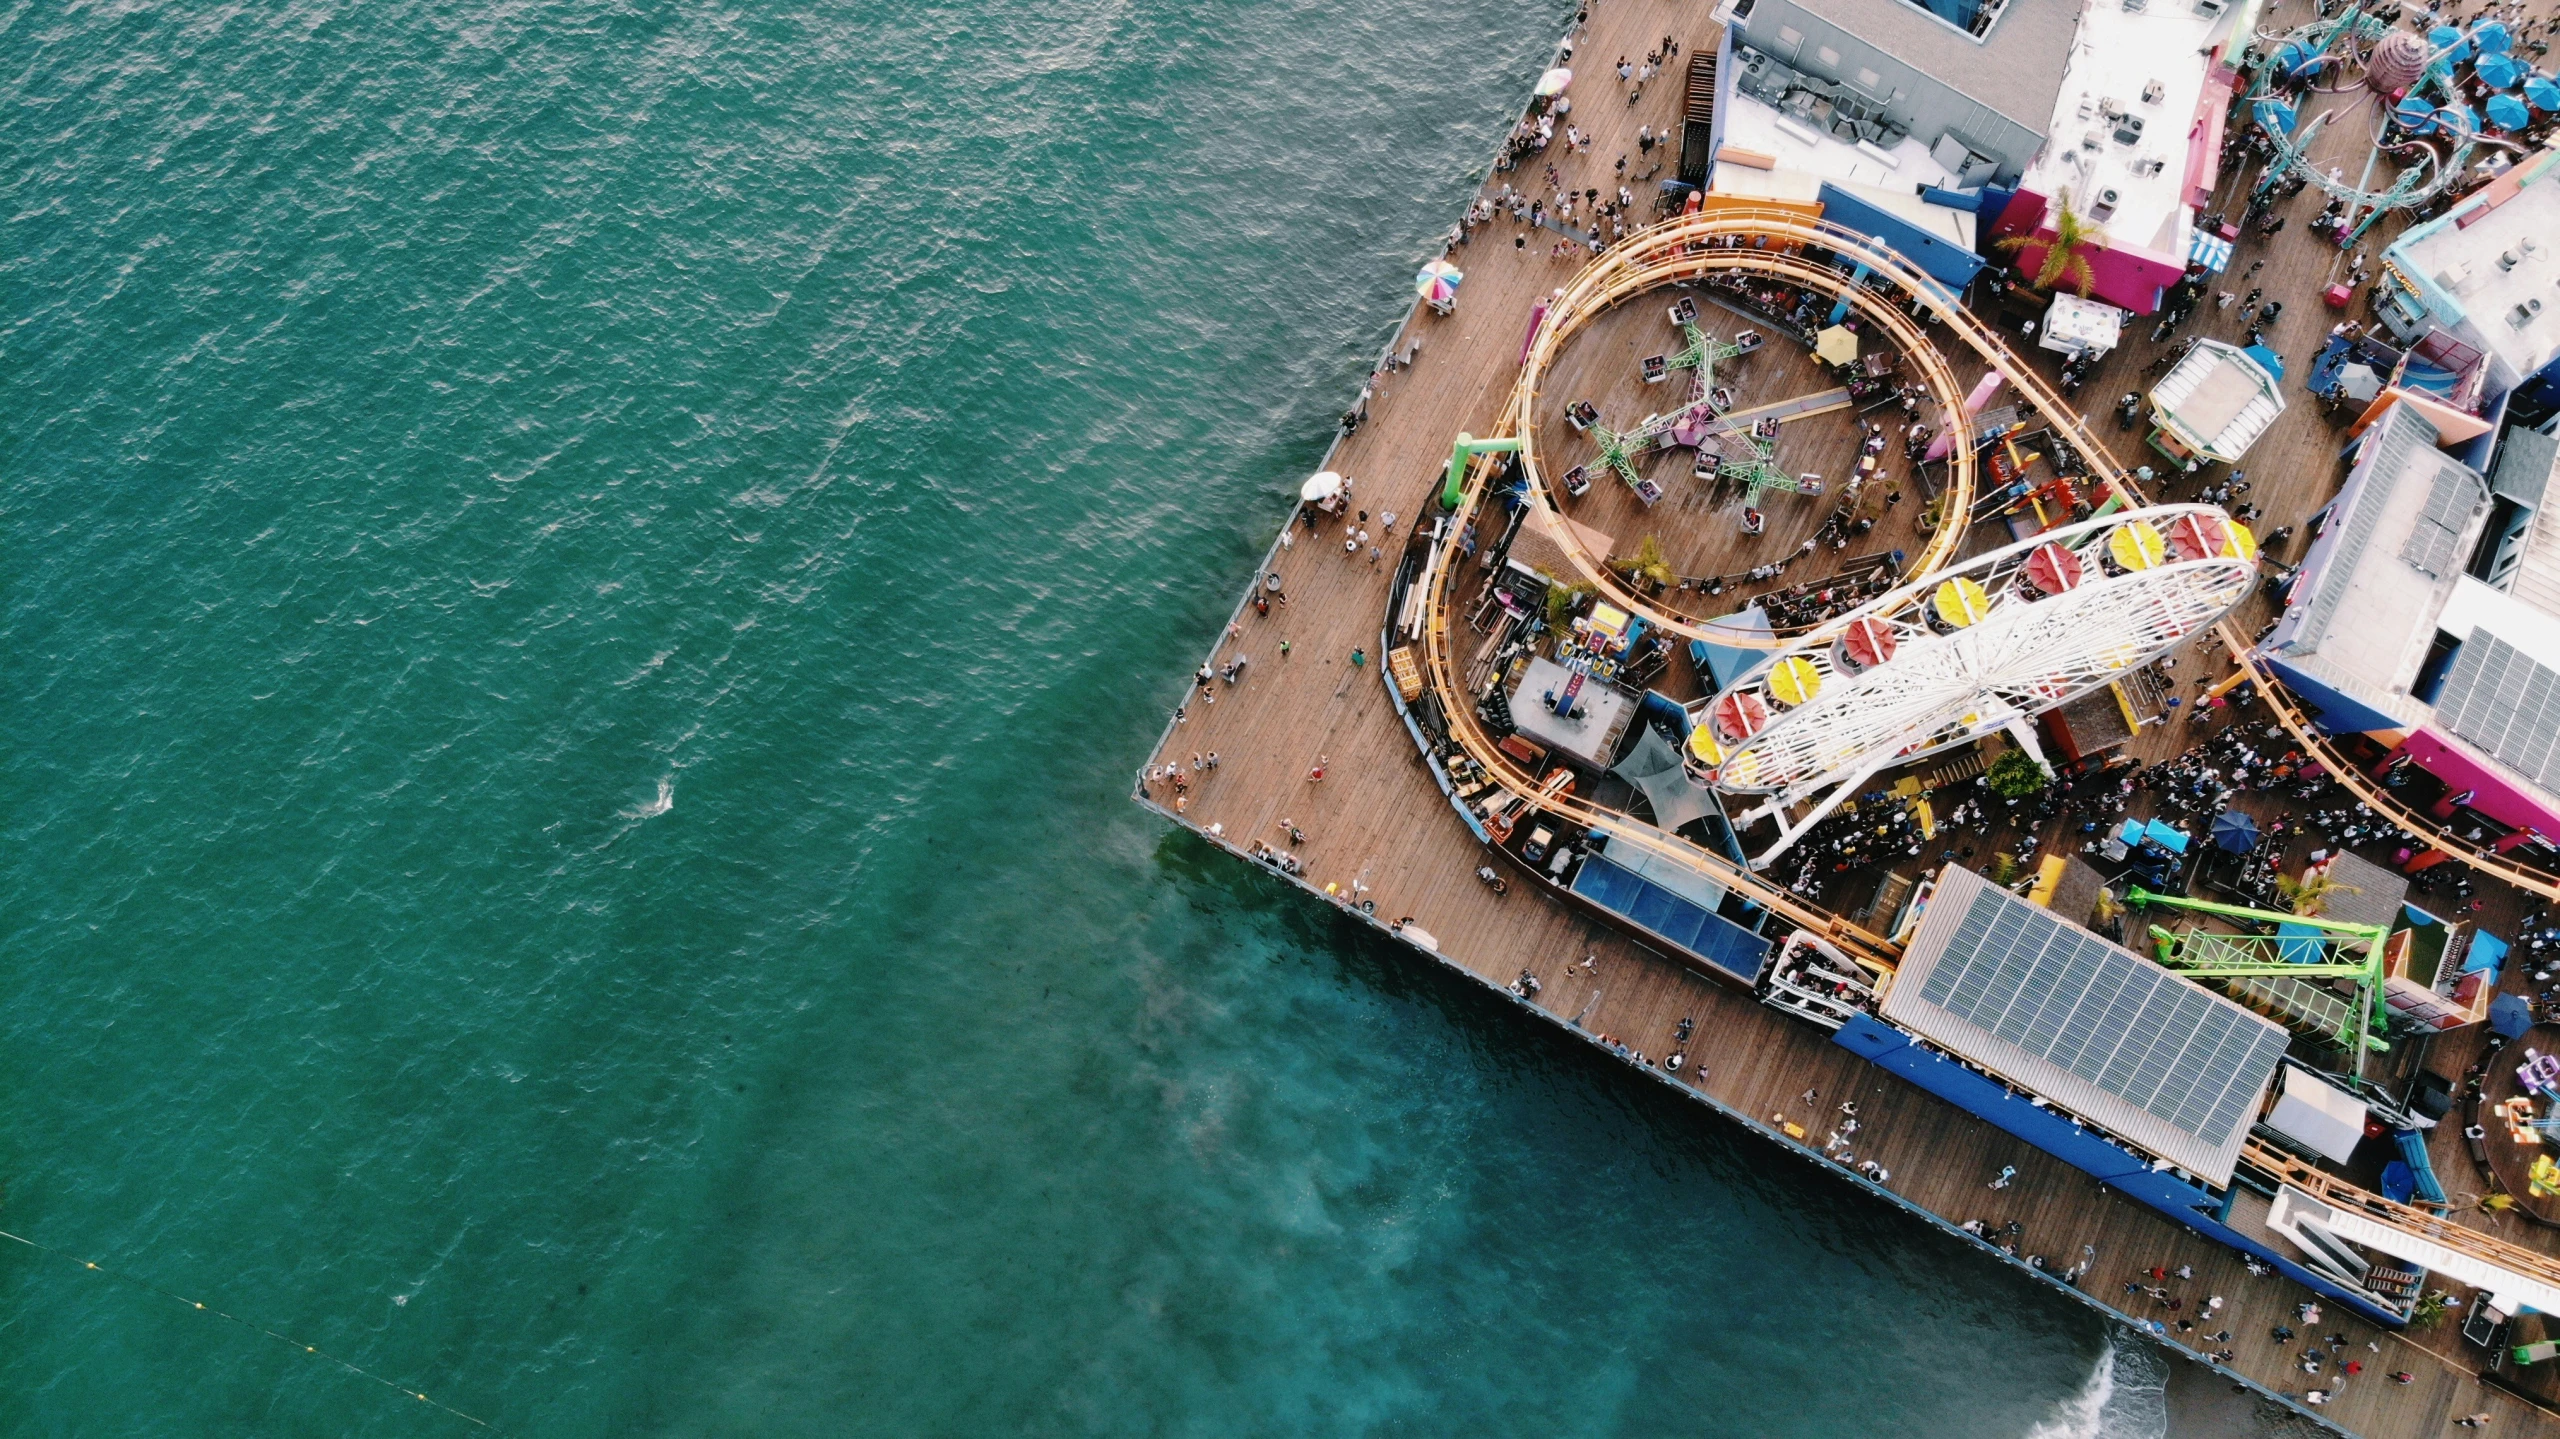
[2127,887,2393,1073]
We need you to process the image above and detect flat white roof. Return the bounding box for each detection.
[2016,0,2226,258]
[2152,340,2284,460]
[2390,149,2560,383]
[1716,91,1964,193]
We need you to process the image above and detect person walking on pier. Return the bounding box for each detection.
[1989,1164,2016,1190]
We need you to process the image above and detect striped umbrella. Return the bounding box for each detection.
[1416,259,1463,305]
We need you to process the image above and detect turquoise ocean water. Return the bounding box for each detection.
[6,0,2138,1432]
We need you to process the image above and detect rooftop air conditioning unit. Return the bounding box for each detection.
[2092,187,2122,221]
[2511,297,2544,329]
[2113,115,2146,144]
[2122,0,2147,12]
[2501,250,2522,272]
[2193,0,2228,16]
[2439,260,2475,292]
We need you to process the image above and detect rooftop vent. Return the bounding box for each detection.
[2510,297,2544,329]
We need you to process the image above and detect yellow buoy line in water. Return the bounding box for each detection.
[0,1226,492,1429]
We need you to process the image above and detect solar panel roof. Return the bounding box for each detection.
[1882,867,2290,1184]
[2437,632,2560,791]
[2401,462,2479,580]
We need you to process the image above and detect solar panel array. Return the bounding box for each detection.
[2437,632,2560,790]
[2400,461,2481,579]
[1887,871,2290,1180]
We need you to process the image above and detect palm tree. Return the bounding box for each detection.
[1998,193,2108,299]
[1609,534,1676,591]
[2276,867,2361,918]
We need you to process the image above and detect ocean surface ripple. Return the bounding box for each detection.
[5,0,2122,1432]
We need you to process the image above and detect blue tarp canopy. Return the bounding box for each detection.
[1816,182,1988,290]
[1688,607,1772,692]
[2275,920,2332,965]
[1571,851,1772,983]
[2466,927,2510,974]
[2118,817,2190,853]
[2244,344,2286,382]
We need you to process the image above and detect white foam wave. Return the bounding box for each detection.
[2025,1332,2167,1439]
[623,776,674,819]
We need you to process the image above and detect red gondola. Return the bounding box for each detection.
[2017,541,2085,601]
[1711,688,1770,744]
[1836,615,1898,672]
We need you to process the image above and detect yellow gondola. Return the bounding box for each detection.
[1769,655,1824,707]
[1932,576,1990,629]
[2107,520,2165,572]
[1687,727,1726,767]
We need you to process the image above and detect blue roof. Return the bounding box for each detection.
[1571,852,1771,984]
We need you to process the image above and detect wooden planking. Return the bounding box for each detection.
[1137,3,2560,1434]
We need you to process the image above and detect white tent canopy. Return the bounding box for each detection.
[2264,1065,2368,1164]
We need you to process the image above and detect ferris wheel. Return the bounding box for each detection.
[1685,506,2258,868]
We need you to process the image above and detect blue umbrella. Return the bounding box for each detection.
[2439,102,2478,136]
[2494,991,2535,1040]
[2490,93,2532,130]
[2397,94,2440,132]
[2478,52,2527,90]
[2529,74,2560,111]
[2211,809,2260,855]
[2432,24,2473,63]
[2476,19,2514,54]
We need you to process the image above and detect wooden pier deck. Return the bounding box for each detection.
[1136,4,2560,1434]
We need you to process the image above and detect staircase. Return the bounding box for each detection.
[1678,50,1718,188]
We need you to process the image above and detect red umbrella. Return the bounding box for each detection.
[2020,542,2084,599]
[1711,688,1770,743]
[1837,616,1898,671]
[2166,511,2231,563]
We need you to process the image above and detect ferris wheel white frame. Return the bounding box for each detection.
[1696,505,2258,869]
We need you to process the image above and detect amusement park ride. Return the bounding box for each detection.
[2244,4,2542,244]
[2129,887,2395,1076]
[1568,301,1825,511]
[1688,505,2260,868]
